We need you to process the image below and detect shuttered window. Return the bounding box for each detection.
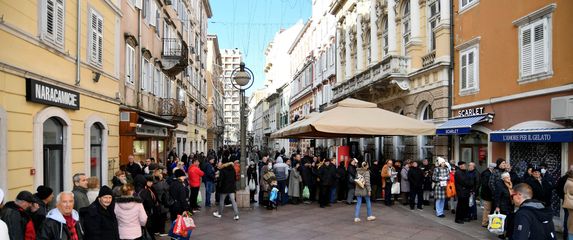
[460,46,479,94]
[125,45,135,84]
[519,18,549,79]
[142,58,149,91]
[42,0,65,47]
[89,9,104,66]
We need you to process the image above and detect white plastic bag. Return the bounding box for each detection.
[469,193,475,207]
[487,211,506,235]
[391,182,400,194]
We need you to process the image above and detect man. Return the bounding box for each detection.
[188,158,205,212]
[273,156,290,205]
[126,155,142,178]
[512,183,556,240]
[370,160,382,201]
[526,168,553,207]
[143,158,158,175]
[420,159,433,205]
[0,190,38,240]
[212,159,240,220]
[454,161,471,224]
[346,159,358,205]
[72,173,90,211]
[80,186,119,240]
[32,185,54,231]
[489,158,508,211]
[466,162,479,221]
[408,161,424,210]
[301,156,317,203]
[317,158,337,208]
[480,163,496,227]
[400,160,411,205]
[203,157,216,207]
[557,166,573,240]
[38,192,85,240]
[258,155,269,203]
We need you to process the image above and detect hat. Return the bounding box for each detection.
[35,186,53,200]
[488,163,497,168]
[16,190,36,203]
[174,169,186,178]
[0,189,4,204]
[532,167,541,173]
[458,161,466,166]
[98,186,113,198]
[436,157,446,165]
[145,175,155,182]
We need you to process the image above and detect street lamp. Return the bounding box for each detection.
[230,62,254,190]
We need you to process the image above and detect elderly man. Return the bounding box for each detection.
[38,192,85,240]
[0,190,38,239]
[72,173,90,211]
[80,186,119,240]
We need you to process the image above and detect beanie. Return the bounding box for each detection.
[35,185,53,200]
[98,185,113,198]
[174,169,186,178]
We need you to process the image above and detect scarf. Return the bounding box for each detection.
[64,215,79,240]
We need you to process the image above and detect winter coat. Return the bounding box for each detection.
[563,178,573,231]
[72,186,90,211]
[400,166,410,193]
[301,159,315,186]
[169,179,190,215]
[467,169,479,194]
[354,167,371,197]
[273,157,290,181]
[526,177,553,207]
[408,166,424,191]
[114,196,147,240]
[138,186,160,218]
[260,165,274,192]
[381,165,397,186]
[187,165,205,188]
[488,168,504,194]
[152,179,170,214]
[420,164,434,191]
[318,164,337,186]
[126,162,143,178]
[480,169,493,201]
[31,195,49,232]
[288,167,302,197]
[454,170,471,198]
[557,174,568,200]
[0,201,34,240]
[203,163,216,183]
[432,167,450,200]
[513,199,556,240]
[79,200,120,240]
[37,208,84,240]
[219,163,237,194]
[370,163,382,187]
[247,165,258,186]
[494,180,513,214]
[347,165,357,189]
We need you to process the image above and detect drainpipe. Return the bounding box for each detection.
[137,6,142,107]
[447,0,454,162]
[75,0,81,85]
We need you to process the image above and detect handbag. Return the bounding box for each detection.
[391,182,400,194]
[249,179,256,191]
[488,211,506,235]
[355,174,365,189]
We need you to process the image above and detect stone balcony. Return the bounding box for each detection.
[158,98,187,122]
[332,55,410,102]
[161,37,188,77]
[421,50,436,68]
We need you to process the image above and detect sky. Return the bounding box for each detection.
[208,0,312,95]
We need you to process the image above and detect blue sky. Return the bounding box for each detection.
[208,0,311,95]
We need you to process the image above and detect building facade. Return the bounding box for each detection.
[222,49,242,145]
[0,0,122,197]
[330,0,451,162]
[206,35,224,150]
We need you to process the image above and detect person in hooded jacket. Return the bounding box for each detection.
[408,161,424,210]
[80,186,120,240]
[354,161,376,223]
[512,183,556,240]
[273,156,290,205]
[203,157,217,207]
[138,176,160,237]
[151,169,169,235]
[318,158,337,208]
[346,159,358,205]
[169,169,190,222]
[114,184,148,240]
[247,161,259,203]
[213,159,239,220]
[38,192,85,240]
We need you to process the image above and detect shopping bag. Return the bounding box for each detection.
[391,182,400,194]
[249,179,256,191]
[446,181,456,198]
[168,220,193,240]
[269,187,279,202]
[197,192,202,205]
[487,211,506,235]
[302,186,310,199]
[469,193,475,207]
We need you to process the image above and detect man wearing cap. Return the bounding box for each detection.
[526,167,554,207]
[0,189,11,240]
[72,173,90,211]
[38,191,85,240]
[80,186,120,240]
[32,185,54,231]
[479,162,496,227]
[0,190,38,239]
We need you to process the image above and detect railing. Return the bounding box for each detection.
[158,98,187,119]
[421,50,436,67]
[162,38,183,57]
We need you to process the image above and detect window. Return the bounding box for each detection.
[382,17,388,55]
[125,45,135,84]
[89,124,102,183]
[41,0,65,48]
[402,1,411,46]
[154,68,160,96]
[519,18,550,81]
[88,9,104,66]
[428,0,440,51]
[460,45,479,93]
[43,117,64,195]
[460,0,479,12]
[142,58,150,91]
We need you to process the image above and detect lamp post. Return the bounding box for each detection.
[230,62,254,190]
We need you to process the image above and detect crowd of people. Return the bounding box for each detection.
[1,145,571,240]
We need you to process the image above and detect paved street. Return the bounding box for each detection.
[168,202,498,240]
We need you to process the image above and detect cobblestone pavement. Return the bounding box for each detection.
[159,201,500,240]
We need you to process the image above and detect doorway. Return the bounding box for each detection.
[43,117,64,194]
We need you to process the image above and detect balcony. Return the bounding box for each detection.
[161,38,188,76]
[158,98,187,122]
[332,55,410,102]
[421,50,436,68]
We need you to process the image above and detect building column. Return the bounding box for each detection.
[345,22,352,80]
[387,0,398,54]
[336,24,345,83]
[440,0,450,25]
[356,17,364,72]
[410,0,421,43]
[370,3,379,63]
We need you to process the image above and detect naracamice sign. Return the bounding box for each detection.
[26,78,80,110]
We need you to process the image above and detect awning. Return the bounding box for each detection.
[139,116,175,128]
[490,128,573,142]
[436,115,488,135]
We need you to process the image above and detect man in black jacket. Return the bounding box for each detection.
[454,161,471,224]
[80,186,119,240]
[0,191,38,240]
[480,163,495,227]
[526,168,554,207]
[38,192,85,240]
[213,160,239,220]
[318,158,337,208]
[512,183,556,240]
[408,161,424,210]
[126,155,143,178]
[370,160,382,201]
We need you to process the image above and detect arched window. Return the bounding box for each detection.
[418,103,434,160]
[43,117,64,194]
[402,1,411,47]
[420,103,433,120]
[428,0,441,51]
[90,123,103,183]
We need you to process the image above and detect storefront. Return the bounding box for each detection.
[120,111,174,165]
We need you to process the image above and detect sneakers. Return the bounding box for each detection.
[367,216,376,221]
[212,212,222,218]
[234,215,239,221]
[354,218,361,222]
[192,209,200,213]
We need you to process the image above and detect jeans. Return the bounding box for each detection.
[565,208,570,240]
[330,186,337,203]
[205,181,214,207]
[354,196,372,218]
[436,199,445,216]
[277,180,288,205]
[218,193,239,216]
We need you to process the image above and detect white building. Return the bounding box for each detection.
[222,49,242,145]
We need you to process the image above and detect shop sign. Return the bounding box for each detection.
[457,107,484,117]
[136,125,168,137]
[491,131,573,143]
[436,128,472,135]
[26,78,80,110]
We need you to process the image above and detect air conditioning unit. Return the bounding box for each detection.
[551,96,573,120]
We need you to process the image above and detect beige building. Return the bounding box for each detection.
[330,0,451,161]
[0,0,122,197]
[222,49,243,145]
[206,35,224,150]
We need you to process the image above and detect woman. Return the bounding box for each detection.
[247,161,258,203]
[213,160,240,220]
[288,162,302,204]
[169,169,190,222]
[152,169,169,235]
[114,184,148,240]
[260,161,275,208]
[354,161,376,222]
[80,186,120,240]
[495,172,514,239]
[112,170,127,197]
[381,159,397,206]
[432,157,450,218]
[346,159,358,205]
[87,177,100,203]
[563,169,573,240]
[138,176,159,237]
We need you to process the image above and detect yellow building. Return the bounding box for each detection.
[0,0,122,198]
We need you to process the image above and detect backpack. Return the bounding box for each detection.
[160,190,175,208]
[519,207,557,240]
